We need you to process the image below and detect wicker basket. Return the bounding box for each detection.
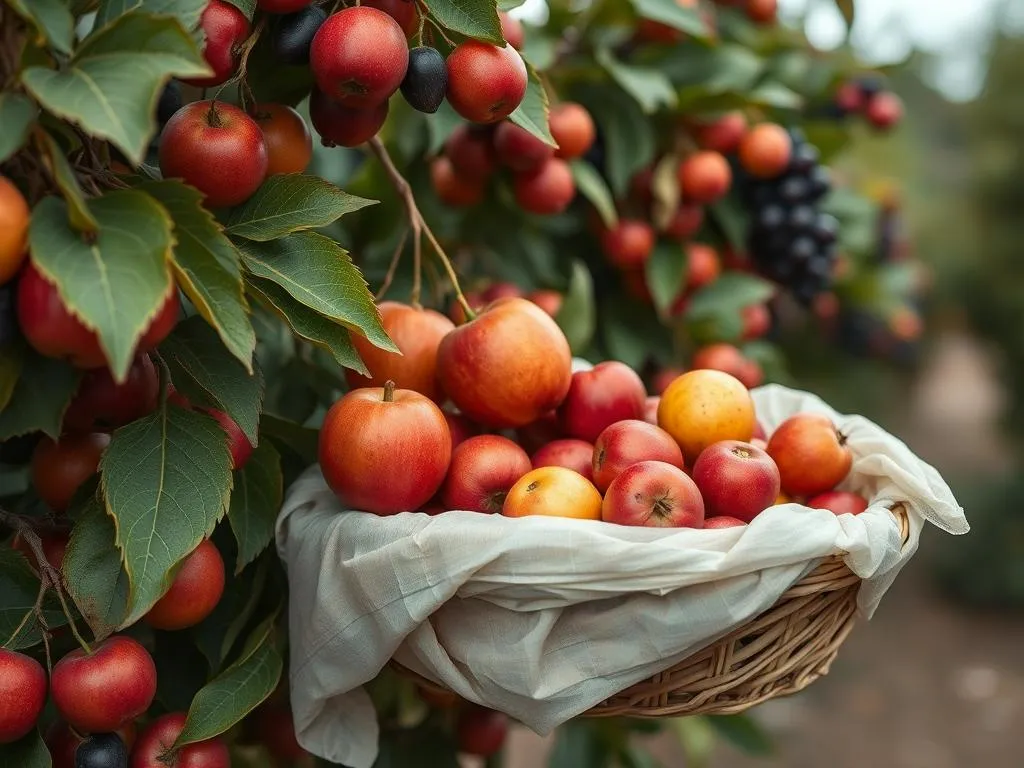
[398,503,910,718]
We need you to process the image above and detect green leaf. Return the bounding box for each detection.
[628,0,709,37]
[29,192,174,381]
[662,44,763,94]
[159,316,264,445]
[194,551,268,668]
[579,85,655,198]
[63,495,129,641]
[425,100,465,155]
[0,728,51,768]
[509,65,555,146]
[707,714,774,756]
[672,717,715,768]
[0,93,38,164]
[237,232,396,353]
[246,277,367,374]
[601,297,672,370]
[95,0,207,30]
[38,131,99,232]
[596,48,677,113]
[101,405,233,626]
[423,0,503,44]
[708,198,746,251]
[142,180,255,371]
[0,548,65,651]
[222,174,377,242]
[556,260,596,355]
[748,81,803,110]
[176,629,283,746]
[7,0,74,54]
[685,273,774,319]
[260,414,319,467]
[645,241,687,315]
[570,161,618,228]
[22,12,209,165]
[0,346,81,441]
[548,720,609,768]
[228,441,282,573]
[222,0,256,18]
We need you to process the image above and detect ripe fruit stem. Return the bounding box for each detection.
[368,137,476,319]
[383,380,396,402]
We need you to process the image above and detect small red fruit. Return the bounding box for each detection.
[494,121,554,172]
[691,343,747,380]
[691,440,780,522]
[704,516,747,528]
[446,42,528,124]
[64,353,159,432]
[132,712,229,768]
[513,157,576,215]
[441,435,532,514]
[0,649,46,743]
[865,92,903,131]
[527,289,562,317]
[0,176,29,286]
[806,490,868,515]
[531,439,595,482]
[737,358,764,389]
[444,411,479,448]
[679,151,731,204]
[602,460,704,528]
[515,411,563,454]
[558,361,647,443]
[431,156,485,207]
[592,419,685,493]
[746,0,777,24]
[738,123,792,179]
[481,282,523,303]
[692,111,747,154]
[255,103,313,176]
[835,81,865,113]
[143,539,226,630]
[310,7,409,107]
[207,409,254,469]
[499,11,525,49]
[51,636,157,734]
[457,707,508,757]
[550,102,596,160]
[741,303,771,340]
[184,0,250,88]
[601,219,655,269]
[766,413,853,497]
[445,124,497,181]
[651,367,685,396]
[160,101,268,208]
[361,0,418,37]
[11,529,69,573]
[32,433,110,513]
[319,382,452,514]
[252,702,308,762]
[684,242,720,291]
[663,204,704,240]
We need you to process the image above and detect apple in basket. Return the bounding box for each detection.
[441,435,532,514]
[531,438,595,482]
[592,420,685,493]
[502,466,603,520]
[691,440,781,522]
[704,516,747,528]
[657,369,756,463]
[602,460,705,528]
[557,361,647,443]
[807,490,869,515]
[319,381,452,515]
[767,413,852,496]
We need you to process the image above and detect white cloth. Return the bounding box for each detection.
[275,383,967,768]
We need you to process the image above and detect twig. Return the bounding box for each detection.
[425,16,457,48]
[375,228,409,301]
[367,137,474,318]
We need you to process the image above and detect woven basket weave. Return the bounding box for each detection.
[397,503,910,718]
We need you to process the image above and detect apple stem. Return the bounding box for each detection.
[383,380,396,402]
[653,498,672,518]
[368,137,475,320]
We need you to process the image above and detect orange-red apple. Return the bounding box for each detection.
[502,466,601,520]
[767,413,852,497]
[806,490,868,515]
[703,516,747,528]
[592,419,685,493]
[557,361,646,443]
[441,435,532,514]
[531,438,594,482]
[691,440,780,521]
[602,460,704,528]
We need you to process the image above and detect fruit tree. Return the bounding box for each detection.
[0,0,922,764]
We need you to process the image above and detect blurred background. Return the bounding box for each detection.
[498,0,1024,764]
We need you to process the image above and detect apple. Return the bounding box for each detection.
[703,516,747,529]
[657,369,756,463]
[592,419,685,493]
[557,361,647,443]
[0,649,46,743]
[502,466,602,520]
[766,413,852,496]
[806,490,868,515]
[132,712,229,768]
[444,410,479,448]
[457,707,508,757]
[531,439,594,482]
[437,298,573,428]
[441,435,532,514]
[515,411,563,454]
[691,440,780,522]
[651,367,685,395]
[602,461,705,528]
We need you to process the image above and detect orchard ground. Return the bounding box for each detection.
[504,331,1023,767]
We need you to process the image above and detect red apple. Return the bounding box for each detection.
[444,411,479,448]
[602,460,704,528]
[806,490,868,515]
[592,419,685,493]
[766,413,852,496]
[132,712,229,768]
[651,367,685,395]
[441,435,532,514]
[531,439,594,482]
[703,516,747,529]
[0,649,46,743]
[557,361,646,443]
[691,440,780,522]
[643,396,659,425]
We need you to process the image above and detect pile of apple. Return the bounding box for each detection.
[318,296,868,526]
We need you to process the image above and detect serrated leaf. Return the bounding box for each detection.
[237,232,396,353]
[29,192,174,380]
[578,84,655,198]
[222,174,377,242]
[141,180,255,371]
[0,345,81,441]
[596,48,677,113]
[176,630,282,746]
[570,161,617,228]
[0,728,51,768]
[38,131,99,232]
[247,276,367,374]
[685,273,774,319]
[159,316,264,445]
[228,441,282,573]
[423,0,503,43]
[707,714,774,756]
[646,242,687,315]
[509,65,555,146]
[0,548,66,651]
[628,0,709,37]
[63,496,129,641]
[0,93,38,164]
[95,0,207,30]
[6,0,74,54]
[556,260,595,355]
[101,406,233,626]
[22,12,209,165]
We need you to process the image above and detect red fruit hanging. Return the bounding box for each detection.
[446,41,527,124]
[183,0,250,88]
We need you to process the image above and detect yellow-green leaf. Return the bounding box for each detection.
[422,0,502,44]
[596,47,677,113]
[509,64,555,146]
[7,0,75,54]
